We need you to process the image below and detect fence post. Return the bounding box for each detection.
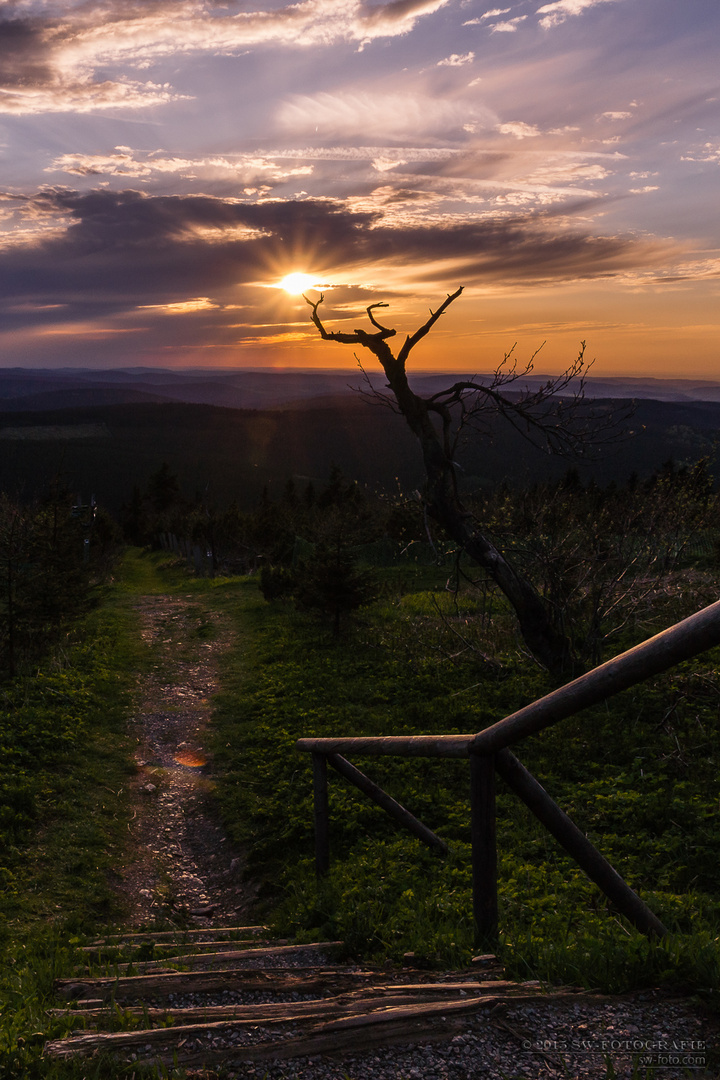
[312,752,330,877]
[470,753,498,945]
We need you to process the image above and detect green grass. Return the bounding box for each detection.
[0,549,181,1078]
[207,568,720,1012]
[2,549,719,1077]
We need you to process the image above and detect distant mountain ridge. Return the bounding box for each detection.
[2,393,720,514]
[3,367,720,413]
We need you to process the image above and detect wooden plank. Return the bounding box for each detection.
[327,753,448,854]
[55,966,378,1000]
[495,749,667,938]
[88,926,268,945]
[49,980,562,1021]
[470,753,497,945]
[312,752,330,875]
[179,1015,468,1065]
[80,938,268,955]
[87,941,342,975]
[48,991,599,1065]
[44,994,496,1059]
[48,989,488,1033]
[472,598,720,754]
[298,735,473,758]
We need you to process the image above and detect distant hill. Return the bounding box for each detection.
[0,368,384,412]
[4,366,720,413]
[0,388,169,411]
[1,390,719,514]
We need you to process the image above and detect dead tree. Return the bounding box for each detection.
[304,287,615,678]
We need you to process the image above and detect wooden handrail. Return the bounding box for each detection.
[471,598,720,755]
[297,600,720,944]
[296,734,472,757]
[297,598,720,760]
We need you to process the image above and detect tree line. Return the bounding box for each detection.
[0,483,119,680]
[118,453,719,656]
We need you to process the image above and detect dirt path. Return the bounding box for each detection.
[116,593,255,927]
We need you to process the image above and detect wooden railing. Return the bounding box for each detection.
[297,598,720,944]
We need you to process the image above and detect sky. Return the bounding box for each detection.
[0,0,718,377]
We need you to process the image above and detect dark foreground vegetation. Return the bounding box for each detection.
[2,454,720,1076]
[207,468,720,989]
[2,392,720,517]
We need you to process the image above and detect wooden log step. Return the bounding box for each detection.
[88,926,268,945]
[44,994,497,1060]
[48,989,474,1032]
[181,1014,467,1066]
[79,938,270,956]
[159,990,600,1068]
[48,980,552,1020]
[55,965,379,1001]
[44,970,597,1065]
[80,940,343,975]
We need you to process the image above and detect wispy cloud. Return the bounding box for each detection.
[681,140,720,164]
[536,0,620,31]
[437,52,474,66]
[497,121,541,139]
[490,16,528,33]
[46,148,314,187]
[276,89,488,140]
[138,297,220,313]
[0,78,185,115]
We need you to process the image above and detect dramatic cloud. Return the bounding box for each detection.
[1,0,718,373]
[0,1,453,114]
[0,187,680,343]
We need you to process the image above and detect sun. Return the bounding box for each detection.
[279,272,320,295]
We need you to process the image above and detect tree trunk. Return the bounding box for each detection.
[304,290,578,678]
[385,356,575,678]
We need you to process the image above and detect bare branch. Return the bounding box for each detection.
[366,302,395,336]
[303,292,364,345]
[397,286,464,368]
[353,356,400,414]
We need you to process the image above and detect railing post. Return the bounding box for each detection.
[495,748,667,937]
[312,752,330,877]
[326,753,448,854]
[470,753,498,946]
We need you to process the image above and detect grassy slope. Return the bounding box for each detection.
[0,550,176,1078]
[208,566,720,999]
[0,550,258,1079]
[2,551,719,1078]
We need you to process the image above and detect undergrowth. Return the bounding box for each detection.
[2,549,719,1078]
[0,549,158,1078]
[208,564,720,1005]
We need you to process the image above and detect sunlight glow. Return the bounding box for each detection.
[279,272,321,294]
